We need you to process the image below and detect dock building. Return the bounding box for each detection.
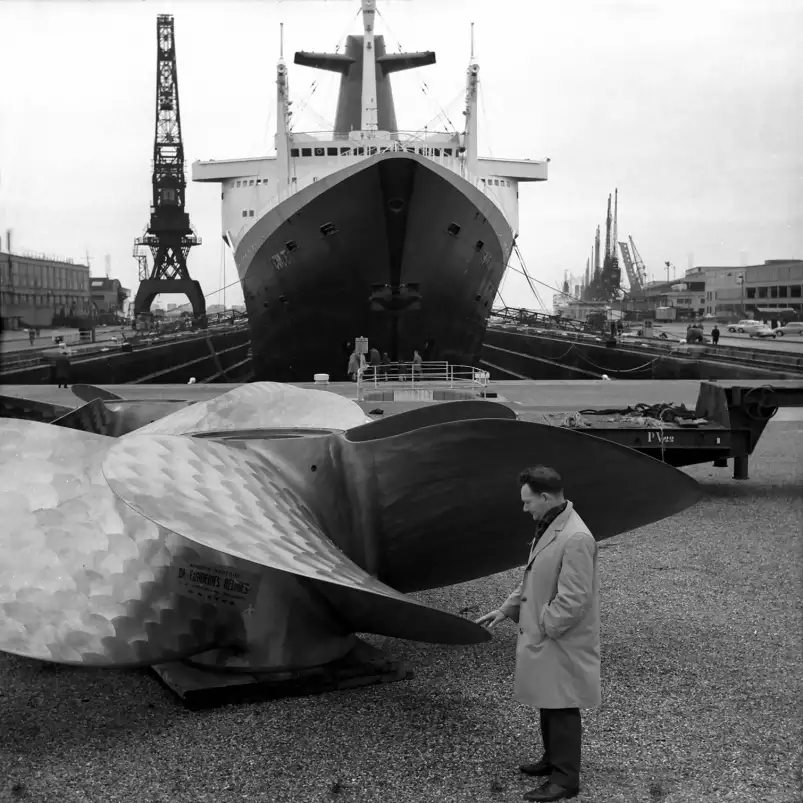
[0,250,91,330]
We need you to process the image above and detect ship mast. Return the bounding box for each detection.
[360,0,379,132]
[461,22,480,176]
[276,22,291,189]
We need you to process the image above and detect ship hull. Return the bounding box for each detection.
[235,152,514,381]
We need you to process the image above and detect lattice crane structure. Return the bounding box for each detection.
[133,15,206,325]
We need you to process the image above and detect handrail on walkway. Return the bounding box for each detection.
[356,361,490,401]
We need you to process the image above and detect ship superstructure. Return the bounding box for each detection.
[193,0,548,380]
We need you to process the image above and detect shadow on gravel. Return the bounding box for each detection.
[0,655,177,758]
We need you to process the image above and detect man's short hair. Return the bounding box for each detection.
[519,465,564,494]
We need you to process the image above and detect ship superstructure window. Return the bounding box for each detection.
[340,148,351,155]
[301,148,312,157]
[236,180,241,187]
[290,148,300,157]
[327,148,338,156]
[242,211,247,217]
[314,148,325,156]
[320,222,338,237]
[446,223,461,237]
[249,210,255,217]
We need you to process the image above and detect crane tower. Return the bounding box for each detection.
[133,15,206,325]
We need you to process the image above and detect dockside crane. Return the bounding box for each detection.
[629,236,648,288]
[618,235,650,294]
[133,15,206,326]
[618,239,641,293]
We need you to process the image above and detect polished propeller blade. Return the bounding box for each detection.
[0,420,247,667]
[71,384,124,403]
[135,382,371,436]
[346,399,516,442]
[340,417,704,592]
[0,393,71,423]
[53,399,196,437]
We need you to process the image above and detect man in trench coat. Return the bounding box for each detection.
[477,465,600,802]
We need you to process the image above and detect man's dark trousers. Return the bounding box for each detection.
[540,708,581,789]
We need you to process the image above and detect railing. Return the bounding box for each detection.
[356,360,490,401]
[289,130,461,146]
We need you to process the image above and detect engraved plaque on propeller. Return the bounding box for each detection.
[174,561,261,612]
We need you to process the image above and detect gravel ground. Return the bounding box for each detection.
[1,420,801,803]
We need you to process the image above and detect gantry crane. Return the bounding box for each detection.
[133,15,206,326]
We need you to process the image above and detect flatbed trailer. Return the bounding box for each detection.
[519,380,803,479]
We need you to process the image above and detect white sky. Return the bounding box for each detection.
[1,0,801,311]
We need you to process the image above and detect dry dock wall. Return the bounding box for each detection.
[481,330,803,381]
[0,328,251,386]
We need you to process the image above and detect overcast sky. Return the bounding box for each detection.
[1,0,801,311]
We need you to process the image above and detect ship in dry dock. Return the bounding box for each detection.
[193,0,547,381]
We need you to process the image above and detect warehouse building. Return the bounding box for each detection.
[0,250,91,330]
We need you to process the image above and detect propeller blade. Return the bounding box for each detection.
[0,420,248,667]
[71,384,124,403]
[134,381,370,436]
[341,417,704,592]
[51,398,118,435]
[0,393,71,423]
[346,399,516,442]
[52,399,196,437]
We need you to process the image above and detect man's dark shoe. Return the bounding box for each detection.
[523,781,579,801]
[519,760,552,777]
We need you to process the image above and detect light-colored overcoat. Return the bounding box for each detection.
[500,501,601,710]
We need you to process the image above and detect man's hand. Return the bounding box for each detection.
[475,609,506,628]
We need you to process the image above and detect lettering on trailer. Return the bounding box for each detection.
[647,431,675,445]
[174,561,260,611]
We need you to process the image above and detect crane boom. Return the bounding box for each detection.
[629,235,648,288]
[618,241,641,293]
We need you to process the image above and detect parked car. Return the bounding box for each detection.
[773,322,803,337]
[748,327,777,339]
[727,320,764,333]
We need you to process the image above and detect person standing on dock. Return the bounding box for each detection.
[712,325,720,345]
[412,350,423,377]
[476,466,600,802]
[347,351,359,382]
[369,347,381,379]
[54,349,72,389]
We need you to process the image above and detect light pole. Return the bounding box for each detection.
[737,274,745,317]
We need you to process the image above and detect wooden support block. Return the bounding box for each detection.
[151,639,411,710]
